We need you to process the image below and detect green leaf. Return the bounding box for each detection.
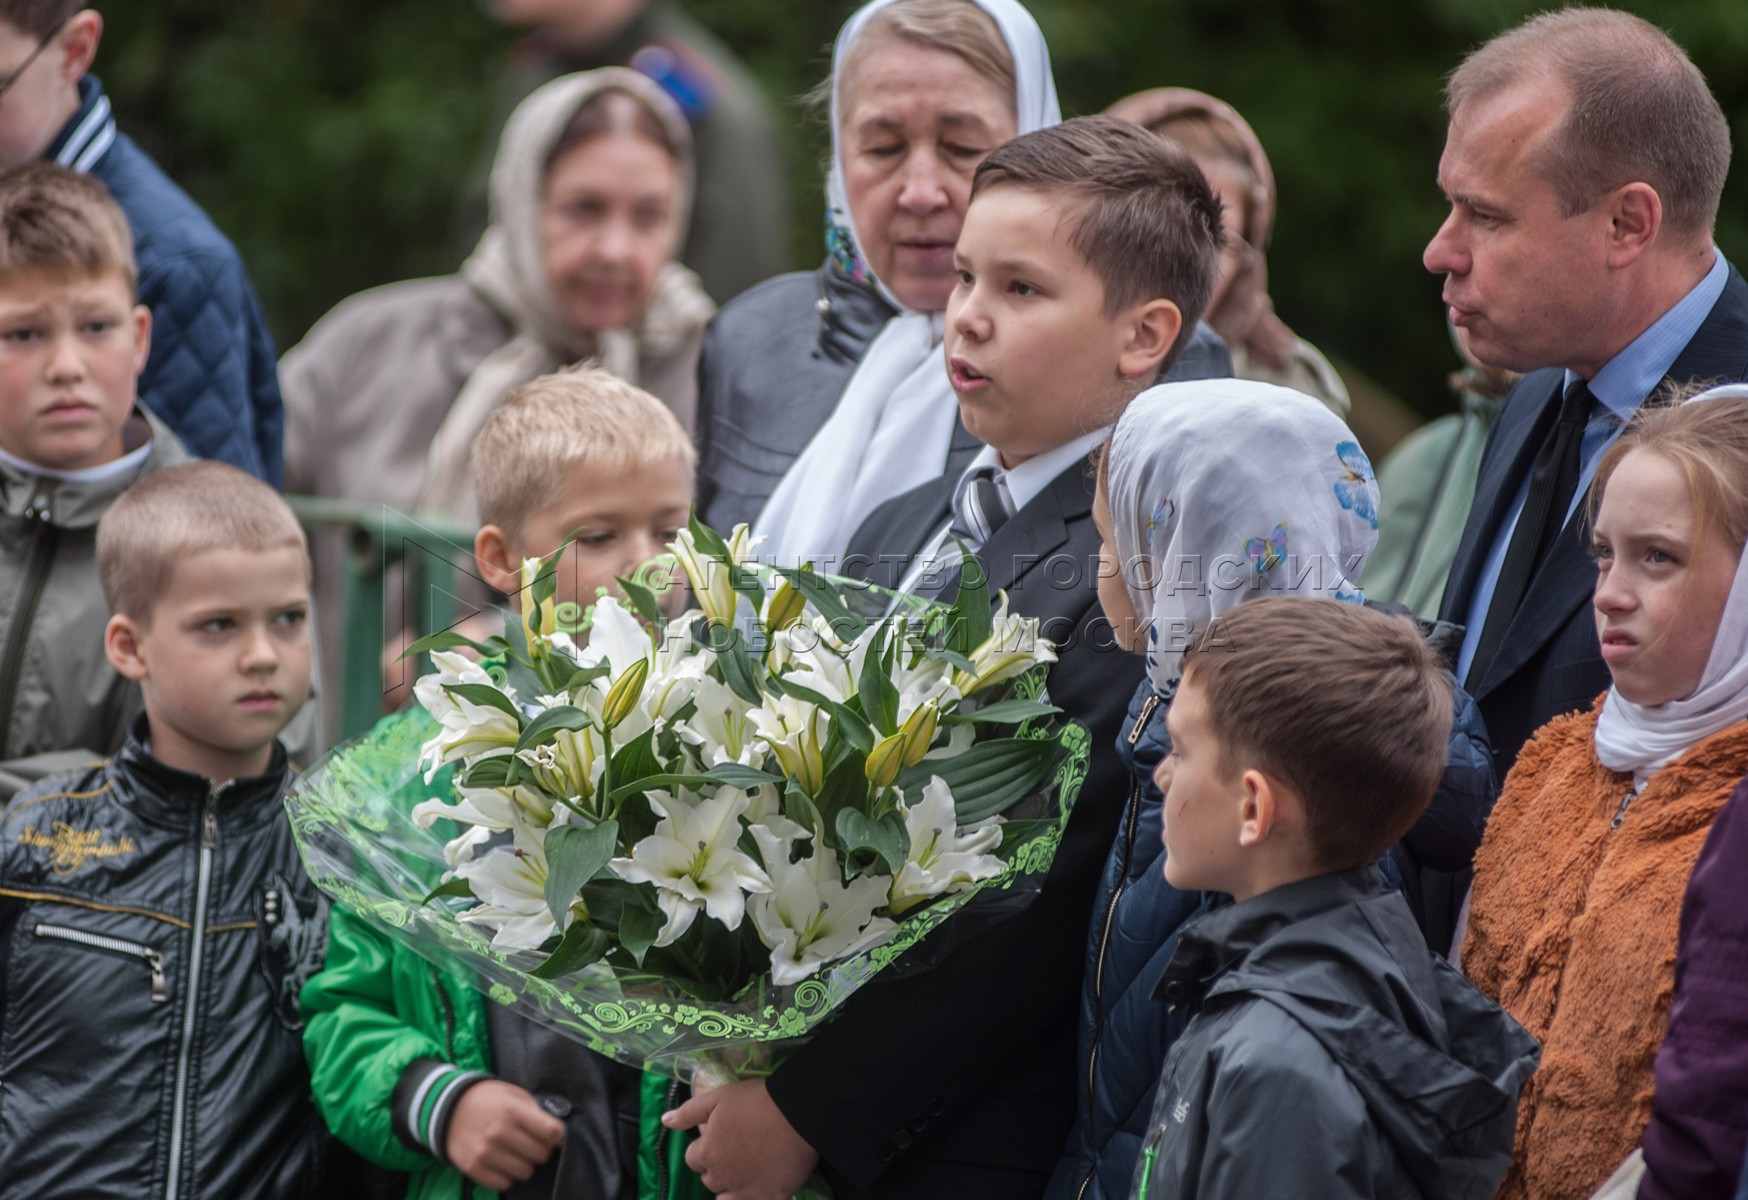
[618,902,664,967]
[443,682,521,721]
[400,630,493,660]
[810,754,873,834]
[773,565,869,641]
[607,727,661,799]
[768,674,875,754]
[543,821,619,925]
[941,698,1064,726]
[499,611,548,700]
[528,551,559,613]
[708,624,764,705]
[687,510,734,561]
[783,781,826,840]
[531,923,611,979]
[945,536,994,656]
[565,661,612,692]
[705,763,787,793]
[897,736,1061,825]
[607,772,714,801]
[515,705,592,753]
[460,755,514,789]
[422,877,475,904]
[858,627,899,736]
[834,807,910,876]
[616,573,663,627]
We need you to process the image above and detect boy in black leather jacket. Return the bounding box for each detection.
[0,461,339,1198]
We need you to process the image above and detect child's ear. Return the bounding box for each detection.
[105,614,148,682]
[1118,299,1184,381]
[1236,768,1279,849]
[56,11,102,86]
[474,525,522,598]
[130,304,151,378]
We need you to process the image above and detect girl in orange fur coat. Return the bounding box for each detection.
[1463,385,1748,1200]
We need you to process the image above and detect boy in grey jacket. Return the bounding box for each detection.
[1132,598,1539,1200]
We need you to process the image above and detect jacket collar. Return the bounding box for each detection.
[114,713,293,835]
[1156,865,1385,1004]
[815,260,896,367]
[0,410,181,529]
[47,75,117,175]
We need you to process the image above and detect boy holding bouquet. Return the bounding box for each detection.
[667,116,1225,1199]
[301,370,704,1200]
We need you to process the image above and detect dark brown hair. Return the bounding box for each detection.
[1182,597,1453,871]
[1446,8,1729,242]
[545,87,681,176]
[0,0,77,39]
[0,161,136,292]
[971,115,1223,372]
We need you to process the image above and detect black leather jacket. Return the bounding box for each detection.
[0,719,335,1198]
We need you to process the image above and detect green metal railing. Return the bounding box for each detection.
[286,496,479,741]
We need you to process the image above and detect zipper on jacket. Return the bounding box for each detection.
[1076,692,1160,1200]
[655,1077,681,1200]
[1134,1127,1164,1200]
[33,922,167,1002]
[430,963,459,1062]
[164,786,226,1200]
[1610,789,1637,830]
[0,512,61,759]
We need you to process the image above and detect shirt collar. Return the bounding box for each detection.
[1570,248,1729,422]
[960,426,1111,514]
[46,75,117,174]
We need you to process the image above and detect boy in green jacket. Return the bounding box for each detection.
[301,371,705,1200]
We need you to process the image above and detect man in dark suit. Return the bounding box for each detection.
[1428,8,1746,789]
[665,118,1225,1199]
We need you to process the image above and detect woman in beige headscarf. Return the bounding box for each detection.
[282,68,712,729]
[1108,87,1349,415]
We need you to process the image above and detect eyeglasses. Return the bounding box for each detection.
[0,18,68,109]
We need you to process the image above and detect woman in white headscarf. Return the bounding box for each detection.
[282,68,713,728]
[1461,386,1748,1200]
[691,0,1060,561]
[1056,377,1498,1200]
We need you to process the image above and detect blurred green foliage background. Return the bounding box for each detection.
[102,0,1748,422]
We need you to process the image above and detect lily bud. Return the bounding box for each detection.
[601,658,651,729]
[520,556,558,646]
[764,579,806,633]
[896,701,938,768]
[865,731,907,789]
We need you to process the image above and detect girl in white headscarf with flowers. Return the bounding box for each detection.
[1058,377,1499,1200]
[1462,385,1748,1200]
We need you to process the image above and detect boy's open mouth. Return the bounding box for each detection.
[949,356,989,393]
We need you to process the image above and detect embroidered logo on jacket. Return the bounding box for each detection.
[18,822,138,877]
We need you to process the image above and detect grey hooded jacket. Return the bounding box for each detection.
[1133,867,1539,1200]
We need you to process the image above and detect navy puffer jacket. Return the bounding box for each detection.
[1046,654,1497,1200]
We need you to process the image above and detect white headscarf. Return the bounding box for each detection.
[1594,383,1748,780]
[752,0,1061,567]
[418,68,714,521]
[1107,379,1380,694]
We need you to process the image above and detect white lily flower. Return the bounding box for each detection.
[579,596,655,679]
[748,827,898,986]
[454,825,569,951]
[677,677,765,770]
[670,524,761,627]
[519,724,604,807]
[412,783,556,832]
[748,691,827,795]
[413,650,505,724]
[610,790,771,946]
[417,692,521,782]
[443,824,492,869]
[887,776,1005,916]
[952,595,1058,696]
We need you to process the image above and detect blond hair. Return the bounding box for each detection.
[830,0,1016,114]
[470,369,696,536]
[1446,8,1729,242]
[1590,386,1748,554]
[0,162,137,293]
[98,462,309,622]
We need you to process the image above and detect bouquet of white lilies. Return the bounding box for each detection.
[288,519,1088,1077]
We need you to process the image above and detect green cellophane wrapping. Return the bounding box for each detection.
[287,701,1089,1081]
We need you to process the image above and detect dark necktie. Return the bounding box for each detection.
[913,465,1014,599]
[1466,378,1594,690]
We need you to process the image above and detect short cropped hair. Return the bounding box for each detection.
[98,462,309,622]
[0,162,137,293]
[0,0,79,39]
[470,369,696,537]
[972,116,1223,372]
[1447,8,1729,241]
[1182,597,1453,872]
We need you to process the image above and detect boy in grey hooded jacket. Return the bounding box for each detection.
[1129,599,1538,1200]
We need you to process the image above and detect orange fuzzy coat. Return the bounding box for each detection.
[1463,702,1748,1200]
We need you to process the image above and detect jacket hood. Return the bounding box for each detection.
[1169,868,1540,1196]
[0,409,187,529]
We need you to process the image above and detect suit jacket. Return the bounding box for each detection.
[1440,264,1748,782]
[765,457,1143,1199]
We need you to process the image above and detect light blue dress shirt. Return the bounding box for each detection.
[1455,250,1730,681]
